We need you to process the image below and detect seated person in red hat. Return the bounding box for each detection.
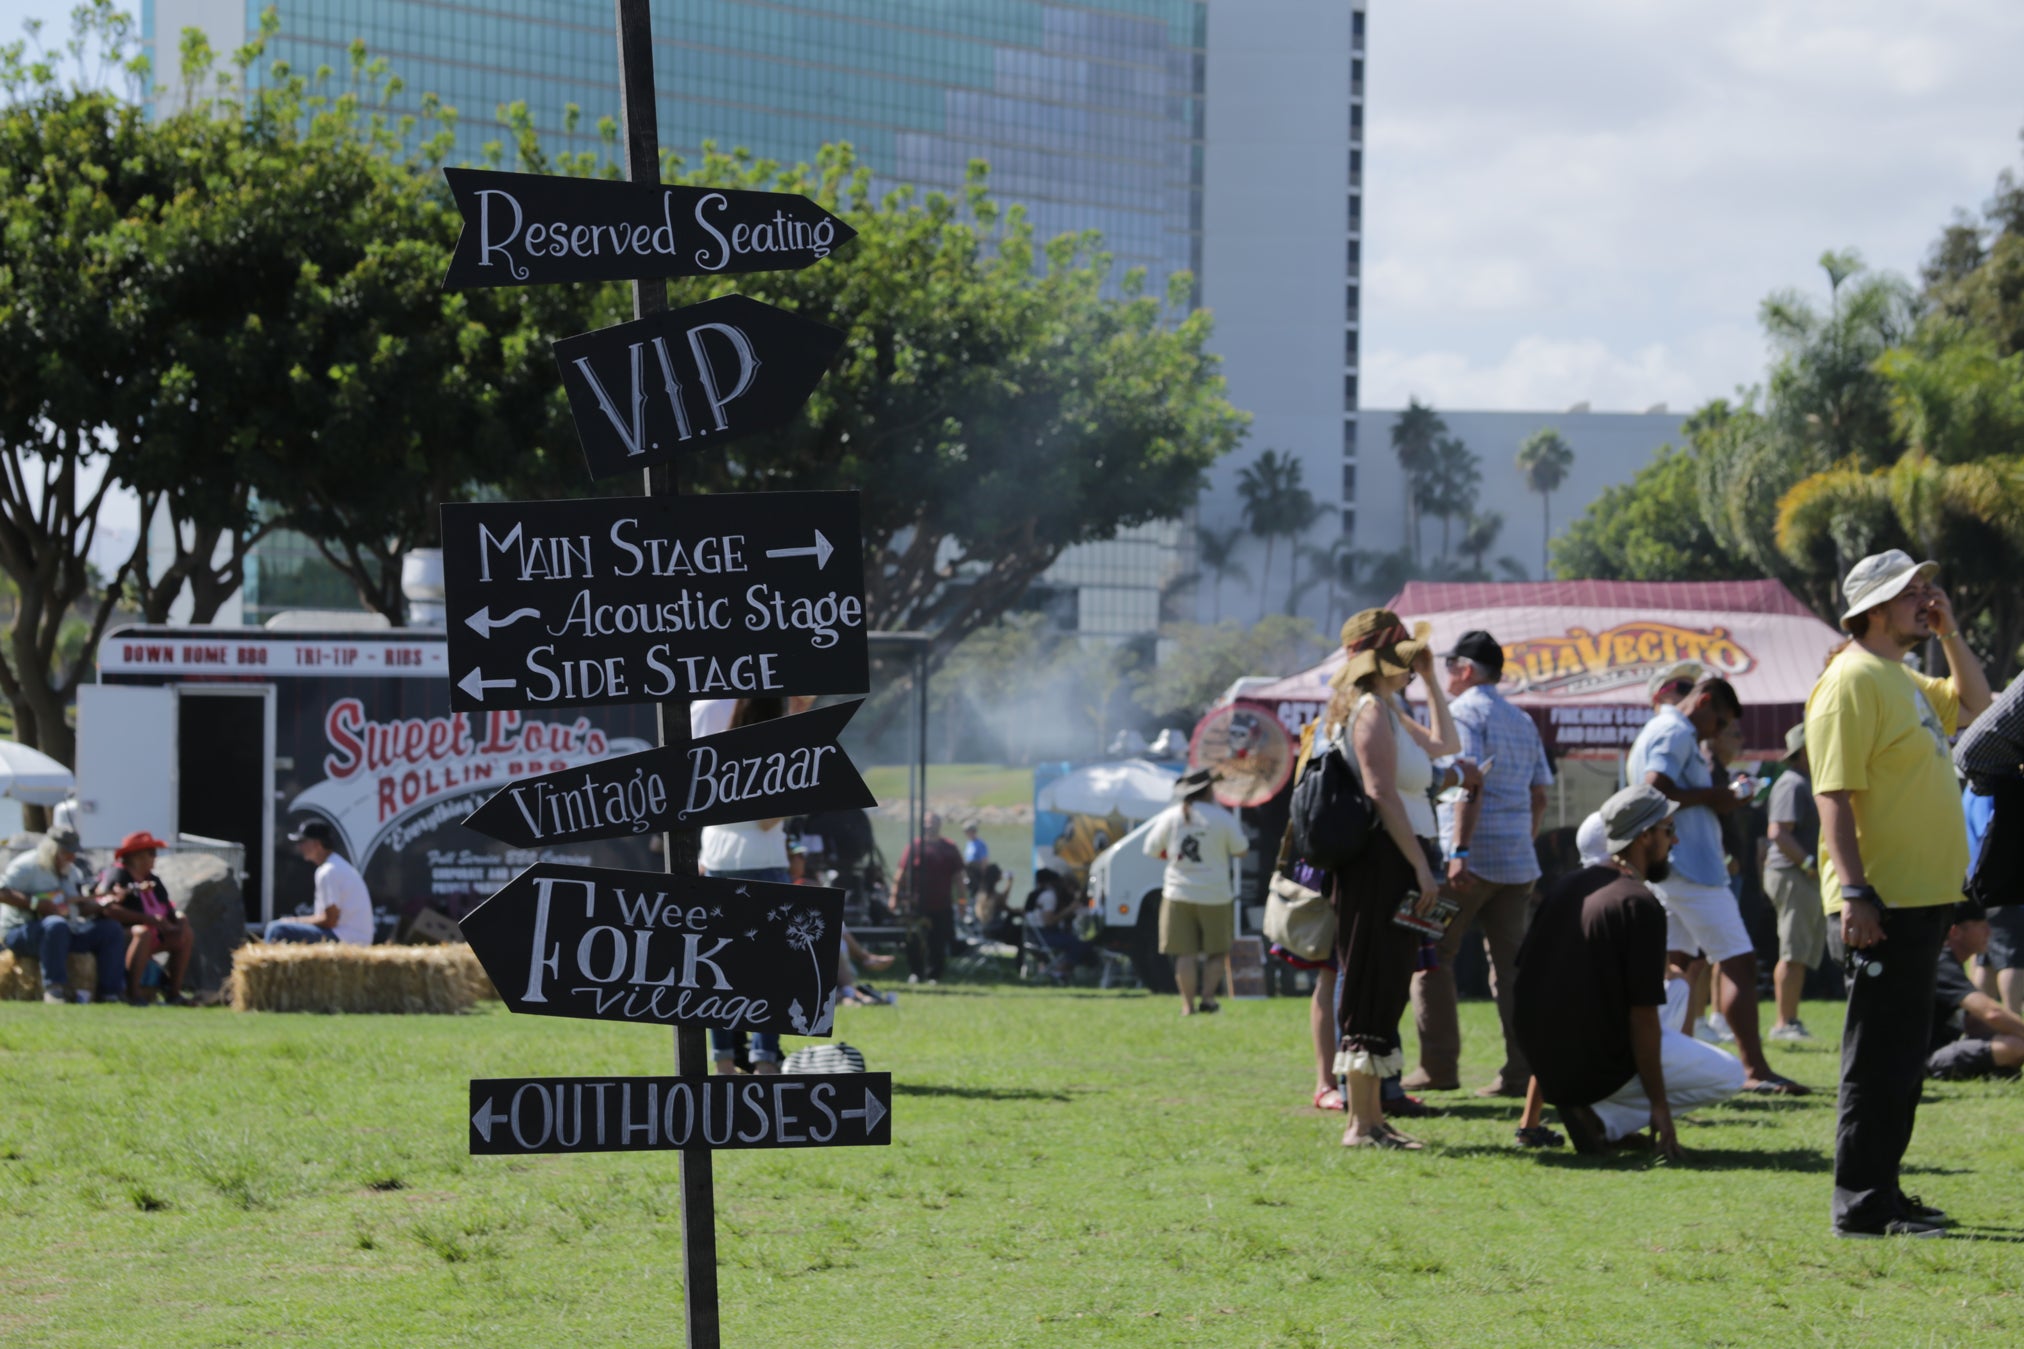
[94,831,193,1005]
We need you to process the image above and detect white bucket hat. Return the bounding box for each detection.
[1840,549,1938,628]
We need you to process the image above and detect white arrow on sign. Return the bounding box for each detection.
[458,668,518,702]
[764,529,834,571]
[464,605,542,639]
[840,1087,887,1134]
[471,1097,507,1144]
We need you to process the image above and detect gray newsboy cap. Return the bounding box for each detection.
[1600,784,1680,855]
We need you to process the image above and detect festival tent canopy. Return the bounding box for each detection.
[1237,580,1844,758]
[0,739,74,806]
[1033,758,1179,819]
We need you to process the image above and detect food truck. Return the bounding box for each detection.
[78,626,658,932]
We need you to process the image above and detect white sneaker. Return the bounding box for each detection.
[1702,1012,1736,1044]
[1768,1020,1812,1042]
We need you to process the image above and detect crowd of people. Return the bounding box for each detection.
[2,828,195,1005]
[1197,546,2021,1234]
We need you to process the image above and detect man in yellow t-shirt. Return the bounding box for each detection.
[1805,549,1990,1239]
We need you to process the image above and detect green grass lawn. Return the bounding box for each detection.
[861,762,1035,811]
[2,989,2018,1347]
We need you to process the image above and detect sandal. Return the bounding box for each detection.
[1514,1125,1564,1149]
[1373,1124,1425,1150]
[1741,1074,1811,1097]
[1197,999,1220,1014]
[1313,1086,1347,1112]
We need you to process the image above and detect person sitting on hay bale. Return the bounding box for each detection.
[1,828,128,1004]
[94,831,194,1006]
[263,821,376,946]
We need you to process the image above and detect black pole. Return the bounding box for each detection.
[614,4,718,1346]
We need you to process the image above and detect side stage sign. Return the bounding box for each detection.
[469,1074,893,1155]
[552,294,844,482]
[462,699,874,848]
[440,491,867,713]
[442,168,857,289]
[461,864,845,1037]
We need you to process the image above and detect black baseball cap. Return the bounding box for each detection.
[287,820,337,847]
[1442,629,1504,676]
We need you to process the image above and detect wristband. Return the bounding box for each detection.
[1449,848,1470,862]
[1840,884,1880,907]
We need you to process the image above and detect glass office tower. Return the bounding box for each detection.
[145,0,1207,636]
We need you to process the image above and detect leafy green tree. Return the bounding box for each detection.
[1389,397,1445,563]
[1552,446,1750,582]
[1515,427,1575,578]
[1132,615,1328,723]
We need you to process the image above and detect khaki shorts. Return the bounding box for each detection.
[1763,866,1826,969]
[1159,898,1234,957]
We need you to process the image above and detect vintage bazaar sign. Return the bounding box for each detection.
[287,700,651,862]
[1502,621,1757,697]
[441,168,857,289]
[463,699,873,848]
[469,1073,891,1155]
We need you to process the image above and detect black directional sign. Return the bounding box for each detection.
[463,863,845,1036]
[463,699,874,848]
[469,1073,893,1155]
[441,490,867,713]
[442,168,857,290]
[553,294,845,482]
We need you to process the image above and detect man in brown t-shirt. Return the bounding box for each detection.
[895,812,965,983]
[1514,785,1746,1157]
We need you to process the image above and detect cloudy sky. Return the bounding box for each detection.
[5,0,2021,426]
[1363,0,2024,411]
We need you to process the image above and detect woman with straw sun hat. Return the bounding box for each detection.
[1327,608,1473,1148]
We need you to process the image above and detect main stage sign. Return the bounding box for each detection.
[442,168,857,289]
[440,491,867,712]
[553,294,844,482]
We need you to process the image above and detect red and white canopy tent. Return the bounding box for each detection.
[1234,580,1845,759]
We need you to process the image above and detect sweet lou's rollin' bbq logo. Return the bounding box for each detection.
[1502,622,1756,696]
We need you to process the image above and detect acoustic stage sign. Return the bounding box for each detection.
[469,1074,893,1155]
[440,491,867,713]
[462,863,844,1036]
[553,294,844,482]
[462,699,874,847]
[442,168,856,290]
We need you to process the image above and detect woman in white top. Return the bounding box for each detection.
[700,696,793,1075]
[1331,609,1473,1149]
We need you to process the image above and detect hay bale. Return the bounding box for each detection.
[228,942,491,1014]
[0,948,104,1001]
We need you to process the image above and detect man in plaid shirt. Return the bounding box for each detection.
[1403,630,1555,1097]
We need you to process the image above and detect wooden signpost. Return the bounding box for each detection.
[439,490,869,712]
[462,698,874,847]
[435,5,878,1343]
[553,293,845,481]
[470,1074,893,1155]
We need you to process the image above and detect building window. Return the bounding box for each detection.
[1348,193,1361,224]
[1341,508,1356,540]
[1350,103,1363,136]
[1354,11,1366,42]
[1343,418,1358,455]
[1345,328,1359,362]
[1344,374,1358,405]
[1346,283,1359,313]
[1341,462,1356,499]
[1347,238,1361,268]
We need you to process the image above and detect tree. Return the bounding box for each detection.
[1515,427,1575,578]
[1415,434,1481,560]
[1235,449,1315,612]
[1193,524,1249,623]
[1389,397,1445,563]
[1553,446,1752,582]
[1132,615,1328,723]
[1292,539,1358,621]
[1458,510,1508,578]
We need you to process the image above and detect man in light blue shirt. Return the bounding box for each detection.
[1627,673,1799,1093]
[1409,630,1555,1097]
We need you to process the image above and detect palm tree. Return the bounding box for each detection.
[1458,509,1504,578]
[1193,525,1249,622]
[1516,428,1575,579]
[1279,489,1327,612]
[1292,540,1359,620]
[1390,398,1446,564]
[1415,435,1481,559]
[1236,449,1314,612]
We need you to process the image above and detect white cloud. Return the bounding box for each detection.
[1362,0,2024,410]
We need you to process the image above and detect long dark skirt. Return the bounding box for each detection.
[1334,829,1436,1075]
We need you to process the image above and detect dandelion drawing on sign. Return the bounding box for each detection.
[711,906,724,919]
[743,928,758,942]
[782,906,834,1034]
